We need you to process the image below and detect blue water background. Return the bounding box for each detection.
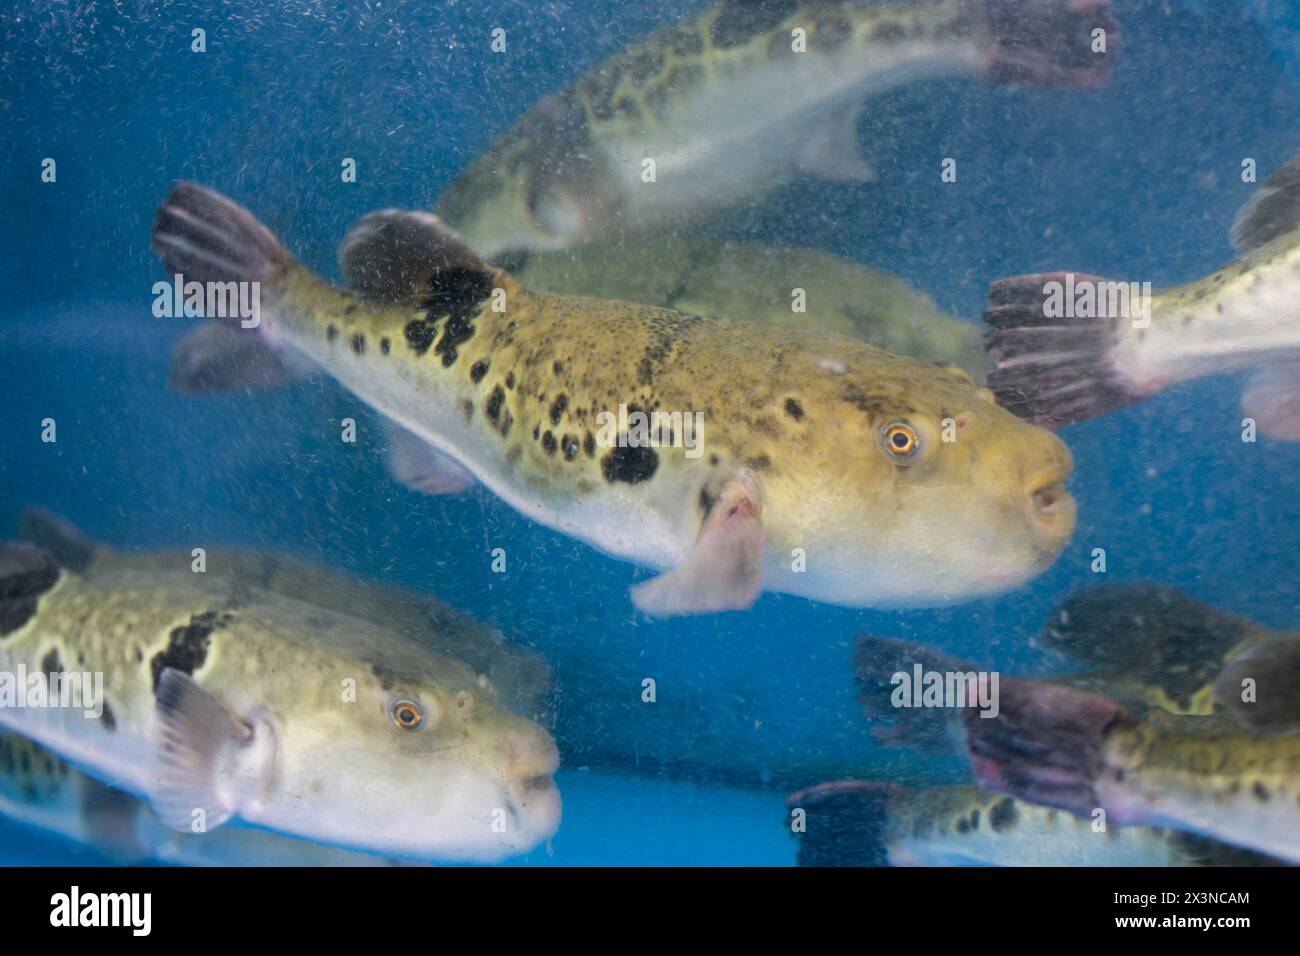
[2,0,1300,864]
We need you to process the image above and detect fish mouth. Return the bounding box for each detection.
[1023,467,1077,550]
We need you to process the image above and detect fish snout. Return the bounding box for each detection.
[1021,438,1076,546]
[503,727,561,819]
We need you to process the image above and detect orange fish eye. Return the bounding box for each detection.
[881,422,920,460]
[390,699,424,731]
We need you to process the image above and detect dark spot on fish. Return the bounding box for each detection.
[669,25,704,57]
[815,14,852,49]
[745,454,771,471]
[602,445,659,484]
[327,324,339,342]
[0,545,60,638]
[461,399,474,423]
[874,20,906,42]
[500,412,513,438]
[970,810,980,831]
[550,394,569,427]
[350,333,366,355]
[41,648,62,675]
[506,372,516,390]
[470,360,490,383]
[709,454,719,466]
[1253,782,1270,802]
[784,398,804,421]
[404,317,439,355]
[562,435,580,460]
[584,431,596,457]
[956,817,970,834]
[624,48,665,88]
[434,310,477,367]
[486,385,506,425]
[344,303,358,315]
[699,485,717,517]
[506,445,522,467]
[542,431,558,455]
[711,0,798,48]
[553,360,564,375]
[842,384,898,417]
[0,738,12,776]
[150,610,231,693]
[100,699,116,731]
[380,337,391,355]
[990,798,1018,832]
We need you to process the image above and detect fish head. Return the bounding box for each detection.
[437,94,617,259]
[286,652,561,864]
[792,357,1076,605]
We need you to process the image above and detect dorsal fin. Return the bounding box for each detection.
[338,209,497,304]
[1230,151,1300,253]
[18,507,105,574]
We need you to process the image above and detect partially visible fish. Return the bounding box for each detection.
[856,583,1300,749]
[437,0,1118,258]
[986,149,1300,439]
[963,675,1300,864]
[0,540,561,864]
[150,183,1076,616]
[503,234,986,377]
[0,731,401,866]
[787,779,1280,866]
[18,506,553,725]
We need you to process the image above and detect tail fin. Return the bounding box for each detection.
[786,781,897,867]
[975,0,1118,90]
[0,542,62,637]
[855,634,975,753]
[983,271,1143,427]
[962,677,1136,815]
[151,182,295,314]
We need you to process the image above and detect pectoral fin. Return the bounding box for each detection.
[796,104,876,184]
[383,421,476,495]
[153,669,275,832]
[169,323,312,395]
[338,209,494,303]
[1241,364,1300,442]
[631,472,765,617]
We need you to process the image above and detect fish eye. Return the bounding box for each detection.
[390,698,424,731]
[881,422,920,461]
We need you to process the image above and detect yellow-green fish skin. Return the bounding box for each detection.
[438,0,1114,257]
[506,235,987,380]
[271,251,1074,609]
[0,563,561,864]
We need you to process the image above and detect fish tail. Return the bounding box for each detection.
[983,271,1144,427]
[152,182,295,303]
[974,0,1118,90]
[152,183,310,392]
[786,781,898,867]
[962,677,1136,815]
[854,634,974,754]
